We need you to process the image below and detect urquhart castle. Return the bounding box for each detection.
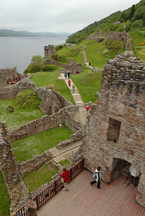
[0,50,145,215]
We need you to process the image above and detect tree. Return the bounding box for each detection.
[143,14,145,26]
[129,5,136,19]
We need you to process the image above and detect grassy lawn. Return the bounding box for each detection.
[130,31,145,61]
[30,70,74,104]
[56,46,84,65]
[72,69,102,103]
[12,127,73,162]
[0,89,43,129]
[0,172,10,216]
[23,164,58,192]
[80,40,116,68]
[59,159,71,168]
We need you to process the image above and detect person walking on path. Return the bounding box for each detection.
[90,167,102,189]
[60,168,71,191]
[68,79,71,88]
[67,72,70,79]
[64,72,68,79]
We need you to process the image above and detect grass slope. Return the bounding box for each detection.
[59,159,71,168]
[0,172,10,216]
[72,69,102,103]
[56,45,84,65]
[12,127,73,162]
[56,40,115,103]
[81,40,116,68]
[0,89,43,129]
[66,0,145,44]
[23,164,58,192]
[30,70,74,104]
[130,31,145,61]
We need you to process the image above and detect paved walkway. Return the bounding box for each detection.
[59,73,87,126]
[38,171,145,216]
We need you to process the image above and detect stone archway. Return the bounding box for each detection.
[110,158,141,188]
[111,158,131,182]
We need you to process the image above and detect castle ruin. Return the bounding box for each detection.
[82,53,145,206]
[44,45,56,57]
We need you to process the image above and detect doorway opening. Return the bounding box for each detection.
[111,158,140,187]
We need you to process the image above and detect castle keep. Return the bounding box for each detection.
[82,53,145,206]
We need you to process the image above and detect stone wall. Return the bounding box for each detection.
[7,105,81,142]
[0,77,70,116]
[82,53,145,206]
[107,32,129,49]
[0,78,35,99]
[18,151,53,175]
[0,68,18,87]
[63,60,82,74]
[0,131,28,214]
[37,87,70,115]
[44,45,56,57]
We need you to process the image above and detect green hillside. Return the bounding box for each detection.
[67,0,145,44]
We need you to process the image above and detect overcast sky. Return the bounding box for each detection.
[0,0,140,33]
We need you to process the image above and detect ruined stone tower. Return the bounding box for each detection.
[44,45,55,57]
[82,53,145,206]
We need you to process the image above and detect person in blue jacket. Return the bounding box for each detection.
[90,167,102,189]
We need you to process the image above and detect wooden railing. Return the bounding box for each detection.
[15,159,84,216]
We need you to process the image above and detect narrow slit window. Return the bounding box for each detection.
[107,118,121,142]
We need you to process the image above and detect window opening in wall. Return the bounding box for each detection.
[107,118,121,142]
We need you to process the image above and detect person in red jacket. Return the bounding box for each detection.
[60,168,70,191]
[68,79,71,88]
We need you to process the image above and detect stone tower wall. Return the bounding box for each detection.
[82,54,145,206]
[44,45,56,57]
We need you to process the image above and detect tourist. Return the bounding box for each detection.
[68,79,71,88]
[67,72,70,78]
[64,72,67,79]
[129,167,140,187]
[90,167,102,189]
[60,168,71,191]
[85,105,92,112]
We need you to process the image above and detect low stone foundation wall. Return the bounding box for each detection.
[18,151,53,175]
[0,86,18,99]
[7,105,81,142]
[0,78,35,99]
[7,114,63,142]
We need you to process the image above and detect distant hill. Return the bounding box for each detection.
[67,0,145,43]
[0,29,69,38]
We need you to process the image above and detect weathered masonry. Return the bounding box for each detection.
[82,53,145,206]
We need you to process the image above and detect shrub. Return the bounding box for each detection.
[132,19,143,29]
[55,45,65,51]
[105,39,124,52]
[24,63,42,74]
[51,54,67,63]
[15,90,41,110]
[31,56,43,64]
[133,6,145,20]
[125,21,132,32]
[42,64,58,71]
[143,14,145,26]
